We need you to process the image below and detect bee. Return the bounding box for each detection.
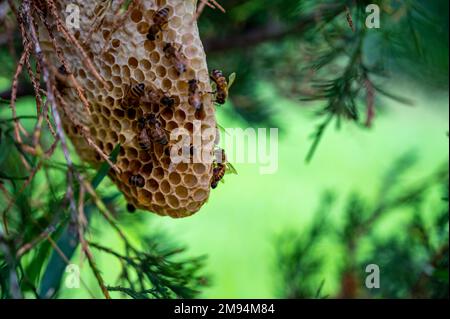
[146,114,169,146]
[188,79,203,111]
[160,95,176,108]
[137,126,152,150]
[211,164,226,189]
[122,82,145,109]
[147,7,170,41]
[137,115,148,130]
[129,82,146,100]
[129,174,145,188]
[210,69,228,105]
[163,43,188,75]
[137,115,152,149]
[210,148,237,189]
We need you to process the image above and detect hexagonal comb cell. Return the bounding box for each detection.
[39,0,217,218]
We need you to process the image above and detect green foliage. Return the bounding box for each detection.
[0,118,207,299]
[277,192,335,298]
[92,234,208,299]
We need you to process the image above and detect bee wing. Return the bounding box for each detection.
[228,72,236,90]
[226,162,238,175]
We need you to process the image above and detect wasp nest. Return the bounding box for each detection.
[38,0,217,218]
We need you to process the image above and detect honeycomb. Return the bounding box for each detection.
[38,0,217,218]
